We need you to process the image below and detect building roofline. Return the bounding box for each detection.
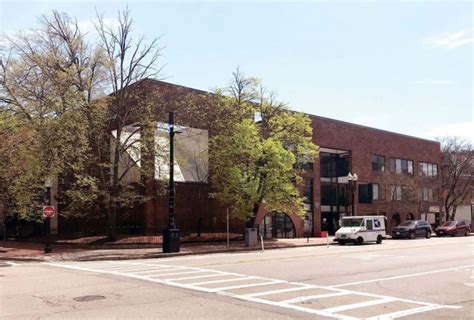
[307,113,439,145]
[140,78,216,96]
[133,78,440,145]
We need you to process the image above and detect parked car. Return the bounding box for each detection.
[334,216,386,245]
[392,220,432,239]
[435,220,471,237]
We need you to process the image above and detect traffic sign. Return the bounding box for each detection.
[43,206,55,218]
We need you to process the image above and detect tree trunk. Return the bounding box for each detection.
[245,203,260,228]
[449,205,457,222]
[108,126,122,241]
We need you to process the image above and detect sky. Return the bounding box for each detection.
[1,0,472,142]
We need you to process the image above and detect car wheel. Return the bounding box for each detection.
[409,232,415,239]
[338,240,346,245]
[465,230,469,237]
[425,230,431,238]
[376,235,383,244]
[451,230,457,237]
[356,237,364,245]
[436,232,442,237]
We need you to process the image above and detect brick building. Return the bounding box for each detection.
[116,80,442,238]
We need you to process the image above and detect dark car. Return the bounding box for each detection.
[392,220,432,239]
[435,220,471,237]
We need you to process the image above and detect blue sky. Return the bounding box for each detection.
[1,1,472,142]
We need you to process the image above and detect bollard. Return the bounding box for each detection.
[326,234,329,248]
[260,235,264,252]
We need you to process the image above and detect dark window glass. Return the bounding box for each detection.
[320,153,349,178]
[367,219,373,230]
[372,155,385,172]
[321,182,347,206]
[321,182,337,205]
[358,184,373,204]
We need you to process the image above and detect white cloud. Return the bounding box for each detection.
[424,30,473,49]
[411,79,453,85]
[422,121,474,142]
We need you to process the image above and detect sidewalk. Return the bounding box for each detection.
[0,237,333,262]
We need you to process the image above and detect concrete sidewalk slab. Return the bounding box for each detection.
[0,237,334,262]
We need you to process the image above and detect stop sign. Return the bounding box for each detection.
[43,206,55,218]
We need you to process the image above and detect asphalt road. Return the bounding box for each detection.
[1,236,473,319]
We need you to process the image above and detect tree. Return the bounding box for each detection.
[210,71,318,227]
[95,8,164,238]
[0,9,165,238]
[438,137,473,221]
[0,11,107,222]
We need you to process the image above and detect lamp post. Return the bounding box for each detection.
[163,112,180,253]
[347,172,358,216]
[44,178,52,253]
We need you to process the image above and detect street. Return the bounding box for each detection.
[1,236,473,319]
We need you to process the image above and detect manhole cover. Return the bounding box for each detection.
[73,295,106,302]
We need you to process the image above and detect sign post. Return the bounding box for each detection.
[43,179,53,254]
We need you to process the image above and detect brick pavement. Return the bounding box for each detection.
[0,237,333,262]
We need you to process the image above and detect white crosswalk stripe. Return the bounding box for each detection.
[48,261,461,320]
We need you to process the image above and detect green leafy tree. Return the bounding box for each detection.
[211,71,318,227]
[0,11,106,222]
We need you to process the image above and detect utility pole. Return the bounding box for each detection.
[163,112,180,253]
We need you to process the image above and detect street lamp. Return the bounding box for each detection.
[44,178,52,253]
[163,112,181,253]
[347,172,358,216]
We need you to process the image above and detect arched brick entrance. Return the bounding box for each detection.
[258,212,296,239]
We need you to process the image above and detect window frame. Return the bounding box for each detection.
[371,154,385,172]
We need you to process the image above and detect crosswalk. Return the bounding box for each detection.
[49,260,461,320]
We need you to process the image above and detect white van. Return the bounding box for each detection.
[334,216,386,245]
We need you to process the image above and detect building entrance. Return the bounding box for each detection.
[258,212,295,239]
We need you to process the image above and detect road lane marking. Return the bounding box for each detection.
[246,285,313,297]
[209,280,284,292]
[49,261,461,320]
[190,276,254,286]
[166,273,230,281]
[280,291,351,304]
[146,270,207,277]
[322,297,397,313]
[366,305,447,320]
[331,264,474,288]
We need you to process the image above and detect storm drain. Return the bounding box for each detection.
[73,295,106,302]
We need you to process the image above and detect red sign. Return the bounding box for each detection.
[43,206,55,218]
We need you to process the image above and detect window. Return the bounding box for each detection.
[320,152,349,178]
[401,186,414,201]
[391,185,402,201]
[372,183,385,200]
[420,187,438,202]
[359,183,373,204]
[419,162,438,177]
[367,219,373,230]
[390,158,413,175]
[341,218,364,227]
[372,155,385,172]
